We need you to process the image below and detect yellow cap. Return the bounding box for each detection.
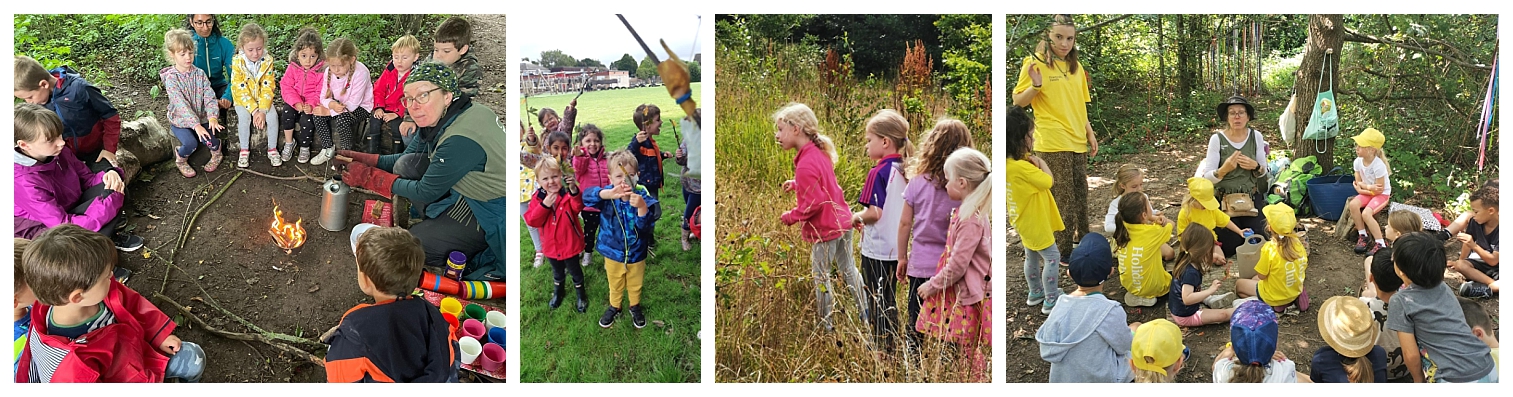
[1263,203,1297,236]
[1186,177,1221,211]
[1351,128,1385,149]
[1131,319,1185,375]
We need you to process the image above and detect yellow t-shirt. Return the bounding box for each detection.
[1176,205,1231,239]
[1007,158,1063,251]
[1118,222,1173,298]
[1255,240,1308,306]
[1014,56,1091,153]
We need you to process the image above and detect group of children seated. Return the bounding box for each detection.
[519,98,701,330]
[1016,124,1501,382]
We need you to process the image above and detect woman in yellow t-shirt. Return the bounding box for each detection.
[1006,107,1065,314]
[1012,14,1099,260]
[1111,192,1174,307]
[1236,204,1310,310]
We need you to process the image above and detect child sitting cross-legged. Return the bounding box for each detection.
[1387,232,1496,383]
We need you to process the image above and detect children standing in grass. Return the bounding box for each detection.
[1234,204,1309,311]
[585,151,658,329]
[1111,191,1174,307]
[899,119,972,351]
[279,27,326,164]
[574,125,610,267]
[630,104,670,248]
[773,103,867,331]
[526,150,588,313]
[1168,225,1235,326]
[1387,232,1495,383]
[1346,128,1393,256]
[311,38,372,165]
[1005,106,1065,315]
[853,109,911,352]
[916,147,991,379]
[228,22,282,168]
[160,28,225,178]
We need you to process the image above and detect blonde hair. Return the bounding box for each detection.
[1112,164,1144,196]
[392,35,421,54]
[945,147,991,220]
[325,37,359,64]
[237,22,268,47]
[1230,363,1267,383]
[864,109,914,159]
[772,103,837,163]
[1342,356,1374,383]
[1387,210,1423,236]
[1270,226,1306,262]
[608,150,638,176]
[163,29,195,63]
[1133,367,1176,383]
[13,55,53,92]
[533,154,564,178]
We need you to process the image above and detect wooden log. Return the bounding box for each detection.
[117,117,177,182]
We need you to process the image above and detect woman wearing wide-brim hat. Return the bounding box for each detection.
[1194,95,1272,257]
[1012,14,1099,258]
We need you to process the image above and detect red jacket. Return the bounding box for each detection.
[572,148,610,213]
[16,280,176,383]
[371,61,412,118]
[524,188,585,260]
[780,142,852,243]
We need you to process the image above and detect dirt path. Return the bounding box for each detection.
[1004,142,1500,383]
[467,14,508,112]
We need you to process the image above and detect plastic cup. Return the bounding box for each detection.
[485,310,506,329]
[442,313,460,335]
[480,343,505,373]
[488,327,507,346]
[439,297,462,318]
[464,303,486,321]
[461,319,486,341]
[458,336,481,365]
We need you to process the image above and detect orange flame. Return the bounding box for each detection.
[269,204,306,251]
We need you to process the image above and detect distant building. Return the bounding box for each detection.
[521,63,629,95]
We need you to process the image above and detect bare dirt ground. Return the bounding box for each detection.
[1005,144,1499,383]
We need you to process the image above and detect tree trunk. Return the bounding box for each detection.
[118,117,177,183]
[1176,15,1196,106]
[1291,15,1345,172]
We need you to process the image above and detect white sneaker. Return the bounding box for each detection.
[310,148,335,165]
[1124,294,1158,307]
[1203,292,1234,308]
[267,149,283,167]
[237,150,250,168]
[532,253,544,268]
[580,252,591,267]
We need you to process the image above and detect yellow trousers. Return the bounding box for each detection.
[605,258,646,309]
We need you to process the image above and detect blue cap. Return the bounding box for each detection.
[1231,299,1280,366]
[165,341,206,382]
[1069,234,1115,287]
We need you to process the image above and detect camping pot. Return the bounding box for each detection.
[1235,233,1266,279]
[319,176,351,232]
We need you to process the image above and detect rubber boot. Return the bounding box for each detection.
[549,283,565,309]
[365,137,380,155]
[575,284,588,313]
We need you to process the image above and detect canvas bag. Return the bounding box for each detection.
[1302,53,1340,153]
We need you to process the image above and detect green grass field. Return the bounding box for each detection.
[519,84,702,383]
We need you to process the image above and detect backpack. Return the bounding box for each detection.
[1267,155,1324,215]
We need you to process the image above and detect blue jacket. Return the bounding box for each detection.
[191,32,235,100]
[46,66,120,156]
[627,137,666,191]
[584,184,658,263]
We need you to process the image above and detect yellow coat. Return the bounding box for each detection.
[229,53,278,112]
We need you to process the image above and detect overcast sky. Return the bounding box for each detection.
[516,14,704,66]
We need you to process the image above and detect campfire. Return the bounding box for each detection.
[269,203,307,253]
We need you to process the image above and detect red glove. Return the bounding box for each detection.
[336,150,378,167]
[342,162,398,199]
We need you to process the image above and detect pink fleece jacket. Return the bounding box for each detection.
[779,142,851,243]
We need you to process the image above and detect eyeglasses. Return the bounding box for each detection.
[192,20,213,27]
[1228,111,1249,116]
[401,87,444,108]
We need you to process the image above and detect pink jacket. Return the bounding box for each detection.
[779,142,850,243]
[572,148,610,213]
[320,60,373,113]
[922,214,991,306]
[280,60,325,109]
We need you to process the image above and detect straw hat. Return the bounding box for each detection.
[1317,296,1379,358]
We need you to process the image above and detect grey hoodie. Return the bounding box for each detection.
[1036,293,1133,383]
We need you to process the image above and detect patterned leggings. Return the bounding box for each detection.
[1039,151,1089,258]
[320,107,371,151]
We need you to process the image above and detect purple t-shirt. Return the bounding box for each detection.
[903,175,961,278]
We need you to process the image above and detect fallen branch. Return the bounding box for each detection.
[153,293,325,367]
[239,168,384,197]
[173,172,242,261]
